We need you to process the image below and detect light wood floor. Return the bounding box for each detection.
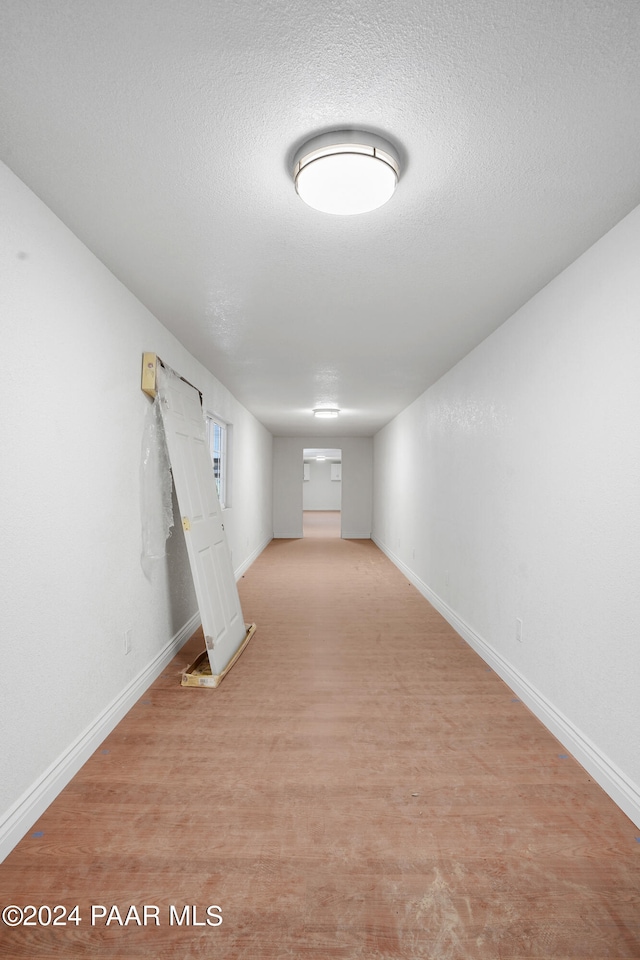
[1,536,639,958]
[303,509,341,538]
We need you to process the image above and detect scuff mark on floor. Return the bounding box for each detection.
[414,866,474,960]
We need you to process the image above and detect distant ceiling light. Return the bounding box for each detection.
[293,131,400,215]
[313,408,340,419]
[316,456,326,461]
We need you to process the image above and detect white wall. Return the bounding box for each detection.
[373,203,640,827]
[0,162,273,860]
[274,437,372,538]
[303,459,342,510]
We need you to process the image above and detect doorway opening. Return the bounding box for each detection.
[302,448,342,538]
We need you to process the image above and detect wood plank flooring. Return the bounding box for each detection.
[1,535,639,958]
[303,510,341,538]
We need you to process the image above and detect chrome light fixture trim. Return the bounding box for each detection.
[313,408,340,419]
[293,131,400,215]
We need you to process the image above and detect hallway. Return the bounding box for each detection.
[303,510,341,538]
[0,536,638,958]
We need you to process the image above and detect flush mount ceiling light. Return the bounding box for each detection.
[293,131,400,215]
[313,408,340,419]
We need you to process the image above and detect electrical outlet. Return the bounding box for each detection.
[124,629,132,656]
[516,618,523,643]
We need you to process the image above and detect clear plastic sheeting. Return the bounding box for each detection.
[140,392,174,577]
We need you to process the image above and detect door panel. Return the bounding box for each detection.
[156,364,246,674]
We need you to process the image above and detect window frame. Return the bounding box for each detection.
[206,414,229,509]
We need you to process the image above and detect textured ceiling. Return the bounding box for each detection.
[2,0,640,436]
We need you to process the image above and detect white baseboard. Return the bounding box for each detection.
[0,612,200,864]
[0,534,271,862]
[373,535,640,830]
[234,535,272,580]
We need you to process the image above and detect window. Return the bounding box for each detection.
[207,416,228,508]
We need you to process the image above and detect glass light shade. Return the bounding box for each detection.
[313,408,340,418]
[296,152,397,215]
[293,134,400,215]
